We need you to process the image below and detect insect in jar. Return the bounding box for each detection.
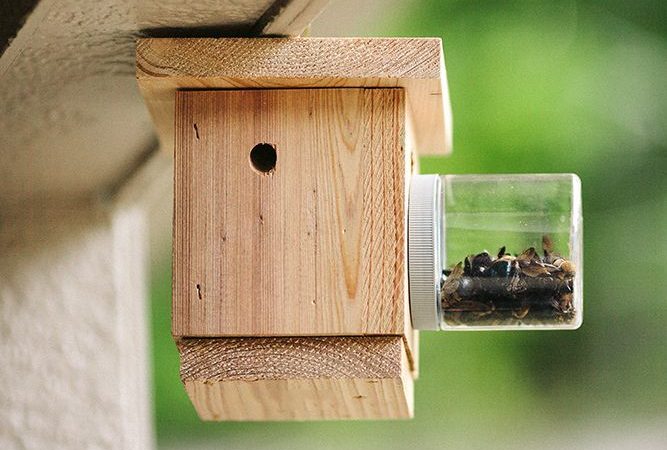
[440,235,576,327]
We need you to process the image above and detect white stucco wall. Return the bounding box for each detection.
[0,149,173,449]
[0,199,154,449]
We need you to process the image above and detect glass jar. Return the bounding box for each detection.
[408,174,583,330]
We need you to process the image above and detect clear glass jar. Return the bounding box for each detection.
[408,174,583,330]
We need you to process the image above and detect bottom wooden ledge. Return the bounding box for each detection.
[176,336,414,421]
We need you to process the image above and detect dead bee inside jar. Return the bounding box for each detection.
[441,235,576,327]
[408,174,583,331]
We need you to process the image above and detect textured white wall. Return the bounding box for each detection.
[0,199,154,449]
[0,150,174,449]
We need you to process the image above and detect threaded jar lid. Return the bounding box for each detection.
[408,175,443,330]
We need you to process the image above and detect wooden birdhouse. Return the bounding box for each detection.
[136,37,452,420]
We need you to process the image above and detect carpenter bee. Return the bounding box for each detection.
[487,247,516,278]
[542,235,554,259]
[487,259,512,278]
[442,262,463,295]
[469,251,492,276]
[441,262,464,307]
[512,303,530,319]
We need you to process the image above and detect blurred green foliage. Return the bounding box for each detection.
[151,1,667,448]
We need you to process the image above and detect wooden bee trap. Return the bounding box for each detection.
[136,37,452,420]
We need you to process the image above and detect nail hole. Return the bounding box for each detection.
[249,143,277,174]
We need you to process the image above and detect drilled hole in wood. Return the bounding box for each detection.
[249,143,277,174]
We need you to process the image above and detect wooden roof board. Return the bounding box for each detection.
[136,37,452,156]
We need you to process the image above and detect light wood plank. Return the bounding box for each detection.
[173,88,407,338]
[136,37,452,156]
[178,336,413,420]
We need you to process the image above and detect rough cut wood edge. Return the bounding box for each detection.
[136,37,452,155]
[178,336,413,420]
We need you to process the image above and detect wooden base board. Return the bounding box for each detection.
[177,336,414,420]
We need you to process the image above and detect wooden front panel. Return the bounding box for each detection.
[173,88,406,337]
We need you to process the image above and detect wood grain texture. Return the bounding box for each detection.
[173,88,407,338]
[178,336,402,380]
[178,336,414,420]
[136,37,452,156]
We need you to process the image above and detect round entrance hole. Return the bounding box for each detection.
[249,143,277,174]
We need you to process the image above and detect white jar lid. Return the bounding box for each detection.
[408,175,442,330]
